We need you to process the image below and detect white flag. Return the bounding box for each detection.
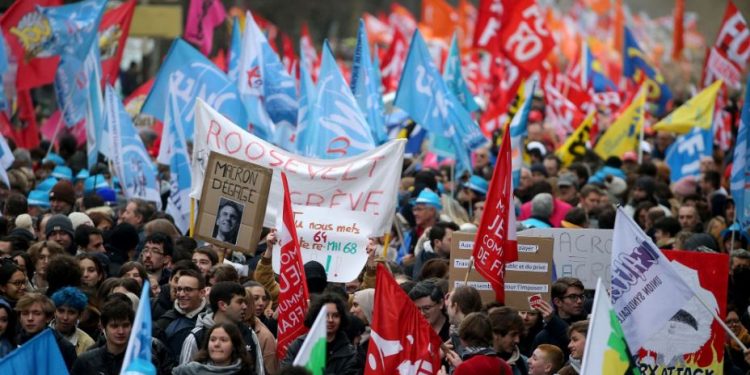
[611,208,694,350]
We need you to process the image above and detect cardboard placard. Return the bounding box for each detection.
[195,152,272,255]
[519,228,612,289]
[449,232,554,310]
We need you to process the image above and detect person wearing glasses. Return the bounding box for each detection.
[139,232,174,286]
[531,277,587,359]
[0,260,27,308]
[408,280,450,342]
[153,269,208,361]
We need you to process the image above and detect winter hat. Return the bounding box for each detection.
[603,176,628,197]
[49,180,76,206]
[37,177,58,193]
[45,214,74,238]
[353,289,375,324]
[68,212,94,230]
[683,233,719,252]
[51,165,73,181]
[28,190,50,208]
[304,261,328,295]
[14,214,34,233]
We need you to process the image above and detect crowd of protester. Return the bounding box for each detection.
[0,105,749,375]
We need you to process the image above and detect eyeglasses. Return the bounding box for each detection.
[175,286,199,294]
[562,294,586,302]
[7,279,27,287]
[142,247,165,256]
[726,318,741,325]
[417,304,437,313]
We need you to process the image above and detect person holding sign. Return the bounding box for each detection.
[212,198,243,246]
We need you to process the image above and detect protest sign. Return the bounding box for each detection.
[449,232,554,308]
[272,206,374,283]
[195,152,272,255]
[635,250,728,375]
[192,99,405,237]
[519,228,612,289]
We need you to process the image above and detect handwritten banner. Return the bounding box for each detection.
[519,228,612,289]
[192,99,405,236]
[272,206,373,282]
[195,152,272,255]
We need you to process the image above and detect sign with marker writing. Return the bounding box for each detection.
[449,232,554,309]
[519,228,612,289]
[195,152,272,255]
[272,206,374,282]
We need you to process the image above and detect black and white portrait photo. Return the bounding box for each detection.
[212,198,243,245]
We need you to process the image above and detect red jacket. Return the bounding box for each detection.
[454,354,512,375]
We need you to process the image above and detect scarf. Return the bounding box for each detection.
[568,355,582,373]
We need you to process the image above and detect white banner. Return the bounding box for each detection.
[518,228,612,289]
[191,99,405,236]
[273,206,374,282]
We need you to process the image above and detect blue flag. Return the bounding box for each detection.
[731,77,750,230]
[665,126,713,183]
[237,11,297,146]
[0,131,14,188]
[120,281,156,375]
[394,30,487,177]
[510,79,536,187]
[623,28,672,115]
[142,38,246,140]
[228,16,241,84]
[0,32,9,114]
[583,42,617,93]
[294,53,318,155]
[351,19,387,145]
[83,44,107,169]
[41,0,107,128]
[302,41,375,159]
[0,329,69,374]
[444,33,479,113]
[106,85,160,204]
[157,91,193,234]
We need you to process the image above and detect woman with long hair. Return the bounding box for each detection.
[28,240,65,293]
[172,322,255,375]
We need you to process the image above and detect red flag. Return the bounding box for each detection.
[300,23,319,80]
[380,28,408,93]
[479,53,525,136]
[473,0,506,52]
[499,0,555,74]
[701,1,748,89]
[0,0,62,90]
[471,123,517,303]
[280,33,298,75]
[99,0,136,85]
[276,172,310,360]
[672,0,685,60]
[364,264,442,374]
[14,90,40,150]
[388,3,418,40]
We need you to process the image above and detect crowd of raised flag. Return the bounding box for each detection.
[0,0,748,375]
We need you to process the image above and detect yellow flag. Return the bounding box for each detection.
[594,87,647,160]
[557,111,596,166]
[652,80,723,133]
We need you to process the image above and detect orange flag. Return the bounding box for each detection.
[420,0,458,40]
[673,0,685,60]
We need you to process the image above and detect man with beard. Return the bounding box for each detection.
[140,232,173,286]
[50,287,95,355]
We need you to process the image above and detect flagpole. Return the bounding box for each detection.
[189,198,196,237]
[463,256,473,285]
[382,232,391,259]
[45,115,65,156]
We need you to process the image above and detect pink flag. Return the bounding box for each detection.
[184,0,227,55]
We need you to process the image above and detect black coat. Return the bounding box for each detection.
[71,337,174,375]
[281,331,360,375]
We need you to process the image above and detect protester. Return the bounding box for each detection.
[0,260,28,307]
[408,280,450,342]
[153,268,209,360]
[15,293,77,370]
[489,307,529,375]
[281,293,359,374]
[28,240,65,293]
[445,285,482,357]
[50,287,95,355]
[180,281,264,374]
[173,322,256,375]
[532,278,587,357]
[527,344,564,375]
[0,299,16,358]
[445,312,513,375]
[558,321,588,375]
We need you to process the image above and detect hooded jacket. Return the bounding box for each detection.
[180,311,264,375]
[154,299,209,360]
